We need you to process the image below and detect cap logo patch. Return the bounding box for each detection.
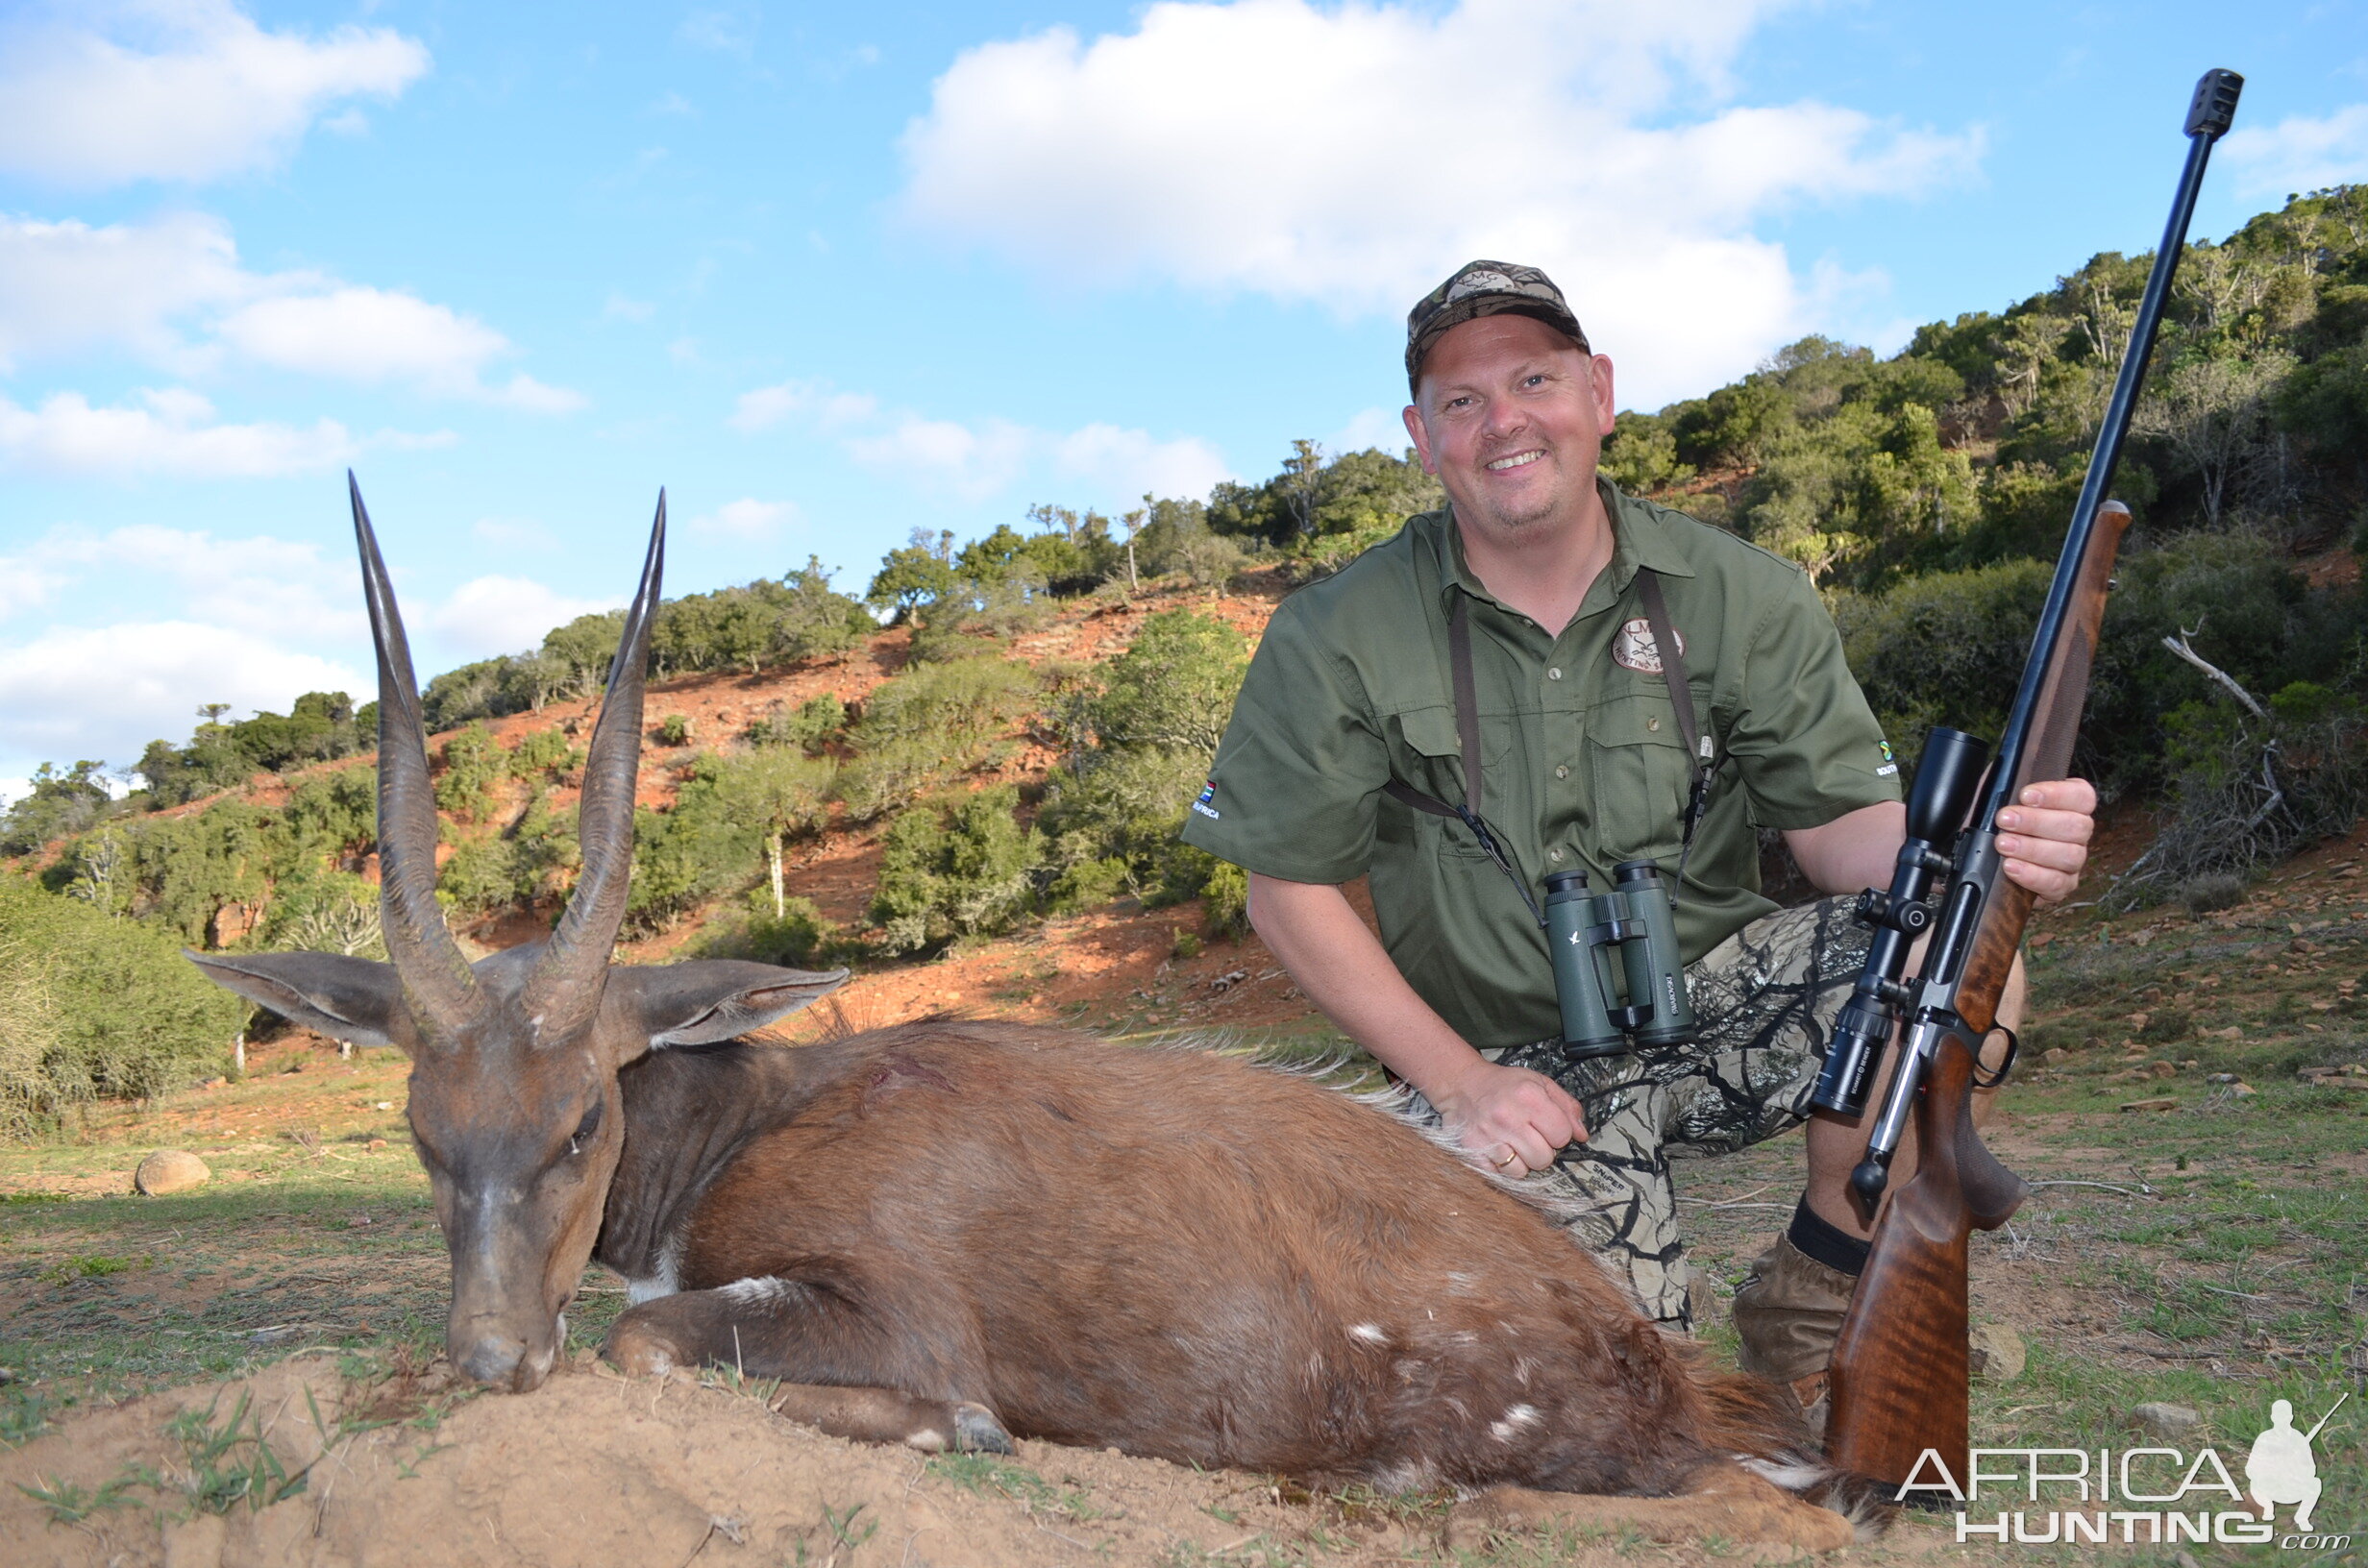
[1612,617,1683,674]
[1447,269,1516,301]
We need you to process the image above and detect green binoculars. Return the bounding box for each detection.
[1544,861,1696,1062]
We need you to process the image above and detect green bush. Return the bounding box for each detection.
[695,890,839,968]
[260,870,384,958]
[2121,682,2368,897]
[509,727,580,777]
[626,757,757,933]
[836,658,1039,821]
[1089,611,1249,755]
[870,786,1040,955]
[1032,610,1249,912]
[434,723,509,821]
[1837,532,2368,796]
[656,714,695,747]
[0,877,245,1136]
[744,695,845,754]
[906,572,1053,664]
[1201,859,1249,940]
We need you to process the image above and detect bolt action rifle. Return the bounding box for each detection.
[1811,67,2244,1497]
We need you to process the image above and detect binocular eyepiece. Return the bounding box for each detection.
[1545,860,1695,1062]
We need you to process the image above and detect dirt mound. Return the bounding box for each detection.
[0,1354,1435,1568]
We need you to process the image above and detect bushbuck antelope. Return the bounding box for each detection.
[189,482,1873,1549]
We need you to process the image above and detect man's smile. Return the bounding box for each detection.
[1485,449,1546,472]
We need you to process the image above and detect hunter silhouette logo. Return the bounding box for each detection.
[1908,1391,2350,1548]
[2247,1393,2345,1531]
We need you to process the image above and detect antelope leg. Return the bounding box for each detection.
[766,1383,1012,1454]
[1445,1463,1856,1553]
[602,1280,1012,1454]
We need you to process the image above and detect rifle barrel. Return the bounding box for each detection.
[1978,68,2240,825]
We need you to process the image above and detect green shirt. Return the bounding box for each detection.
[1180,482,1901,1052]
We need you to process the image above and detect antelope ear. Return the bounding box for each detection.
[185,951,407,1051]
[611,962,852,1052]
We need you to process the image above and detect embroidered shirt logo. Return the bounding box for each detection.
[1877,738,1899,778]
[1612,617,1684,674]
[1192,780,1221,821]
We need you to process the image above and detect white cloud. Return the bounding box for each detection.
[2223,104,2368,198]
[0,213,585,407]
[0,619,365,771]
[0,0,431,186]
[846,416,1037,502]
[604,292,656,323]
[0,387,452,478]
[430,576,617,662]
[686,498,800,541]
[1053,424,1231,502]
[735,377,1233,503]
[730,380,880,432]
[898,0,1978,406]
[1325,406,1413,458]
[0,521,363,641]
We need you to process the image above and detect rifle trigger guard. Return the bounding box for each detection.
[1974,1024,2019,1089]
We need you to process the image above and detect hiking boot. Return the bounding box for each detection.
[1732,1231,1859,1434]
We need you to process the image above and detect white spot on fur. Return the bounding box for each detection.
[1346,1323,1388,1347]
[1488,1404,1542,1442]
[1738,1456,1826,1492]
[720,1276,789,1305]
[1368,1458,1439,1494]
[1444,1270,1476,1294]
[626,1236,682,1304]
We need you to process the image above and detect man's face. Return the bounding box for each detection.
[1402,313,1616,539]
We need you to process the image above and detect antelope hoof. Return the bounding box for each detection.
[602,1321,680,1379]
[951,1402,1013,1455]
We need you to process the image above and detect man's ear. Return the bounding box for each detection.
[185,951,408,1052]
[608,962,852,1055]
[1401,403,1436,473]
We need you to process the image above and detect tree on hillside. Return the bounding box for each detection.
[0,761,112,856]
[713,749,834,919]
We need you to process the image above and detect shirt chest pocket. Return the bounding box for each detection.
[1387,707,1508,858]
[1586,698,1693,866]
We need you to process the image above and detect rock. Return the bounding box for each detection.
[2119,1097,2179,1113]
[135,1149,210,1195]
[2131,1402,2204,1441]
[2145,1061,2178,1080]
[1969,1322,2026,1384]
[2232,1081,2257,1097]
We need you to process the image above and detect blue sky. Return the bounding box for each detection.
[3,0,2366,796]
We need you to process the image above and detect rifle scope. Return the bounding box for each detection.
[1809,726,1989,1117]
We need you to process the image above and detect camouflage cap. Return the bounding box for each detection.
[1405,260,1589,393]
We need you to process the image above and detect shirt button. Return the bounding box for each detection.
[1547,667,1563,680]
[1554,765,1569,779]
[1648,717,1661,732]
[1548,848,1564,862]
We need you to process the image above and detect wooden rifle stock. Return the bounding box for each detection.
[1825,503,2131,1493]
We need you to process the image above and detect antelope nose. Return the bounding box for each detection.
[457,1334,528,1387]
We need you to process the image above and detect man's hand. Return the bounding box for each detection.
[1427,1059,1588,1176]
[1995,777,2096,904]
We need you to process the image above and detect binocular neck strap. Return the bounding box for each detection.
[1634,568,1716,893]
[1380,571,1714,922]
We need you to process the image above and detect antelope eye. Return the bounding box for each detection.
[567,1101,603,1156]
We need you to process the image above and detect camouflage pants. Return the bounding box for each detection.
[1407,895,1871,1334]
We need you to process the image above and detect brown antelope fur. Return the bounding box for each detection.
[189,485,1874,1548]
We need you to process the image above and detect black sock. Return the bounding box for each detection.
[1787,1196,1870,1277]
